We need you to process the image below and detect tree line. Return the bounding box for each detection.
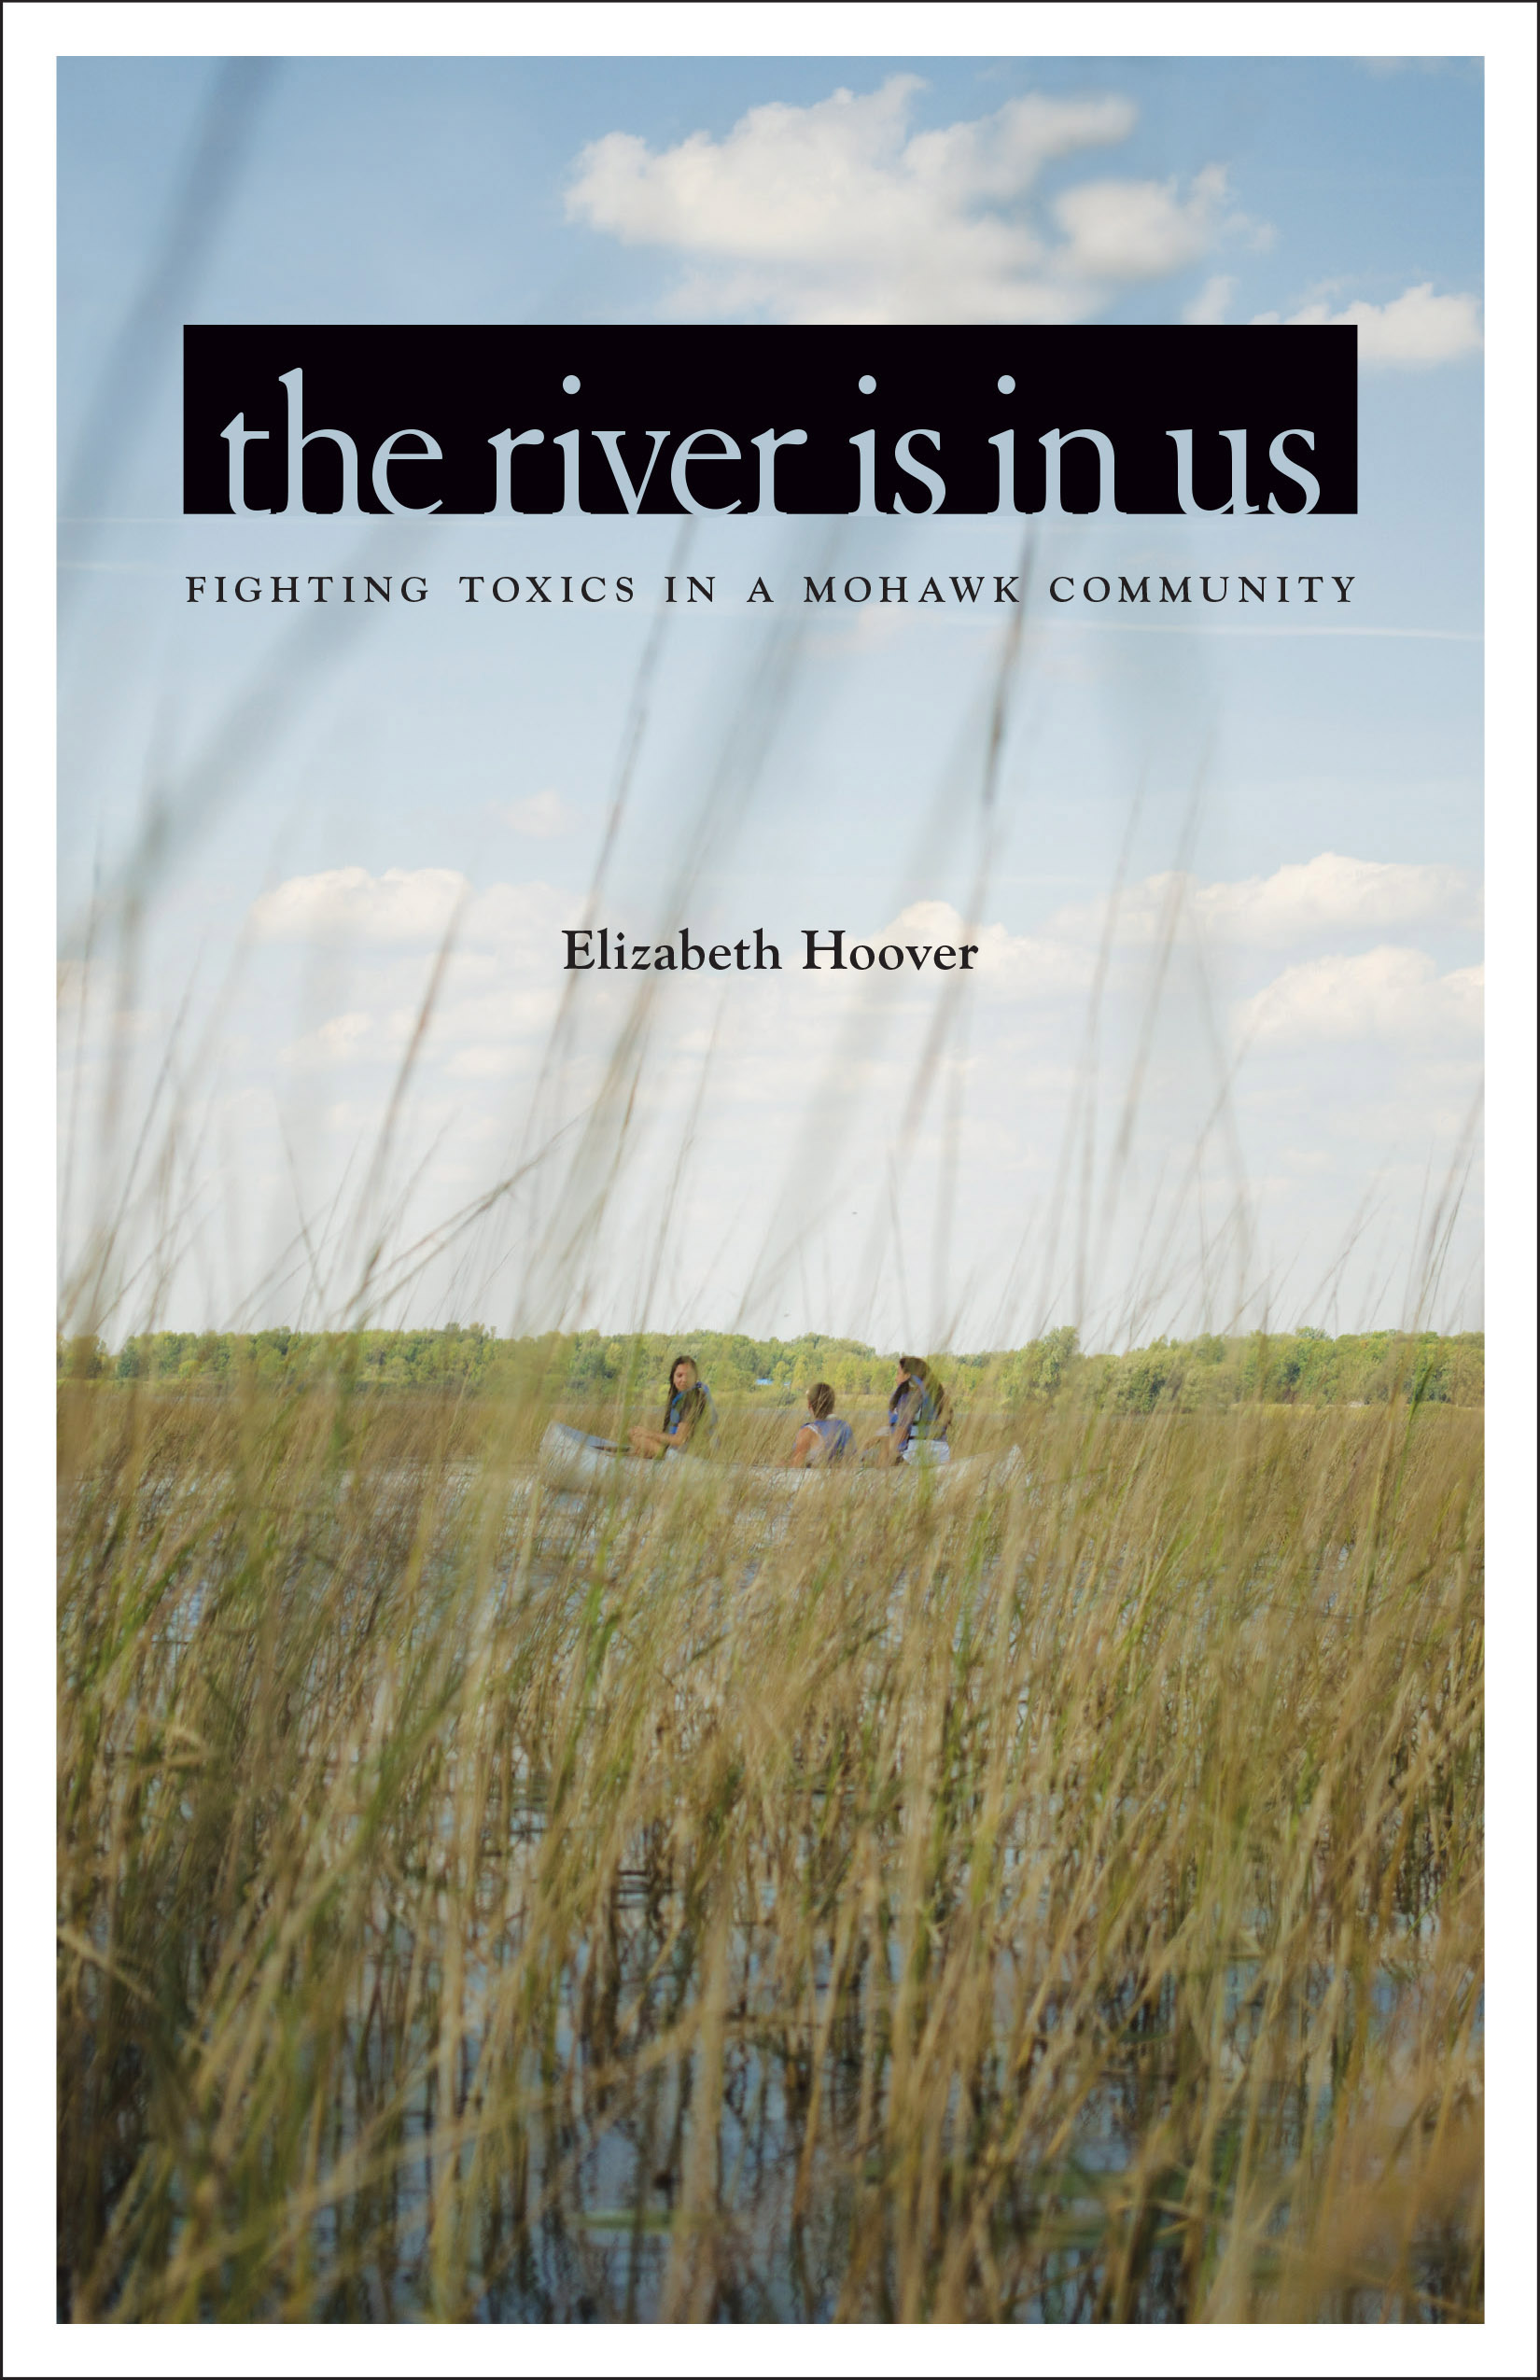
[59,1323,1484,1410]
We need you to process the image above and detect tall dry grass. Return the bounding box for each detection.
[57,1374,1482,2321]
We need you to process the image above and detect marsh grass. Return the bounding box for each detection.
[57,1375,1482,2322]
[57,260,1482,2318]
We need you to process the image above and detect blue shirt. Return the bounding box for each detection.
[889,1383,945,1451]
[665,1382,716,1438]
[808,1413,854,1463]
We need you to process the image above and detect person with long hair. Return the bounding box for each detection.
[870,1354,952,1467]
[628,1353,715,1459]
[784,1380,855,1468]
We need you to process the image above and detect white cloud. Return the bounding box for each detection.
[1183,272,1237,325]
[1238,947,1482,1049]
[566,76,1250,324]
[498,789,573,840]
[278,1010,377,1070]
[438,987,561,1047]
[253,865,468,945]
[445,1044,538,1081]
[1049,852,1478,950]
[1052,164,1231,284]
[279,978,564,1076]
[1252,281,1481,367]
[251,867,570,953]
[885,900,1094,994]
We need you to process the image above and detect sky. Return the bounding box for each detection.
[55,51,1486,1351]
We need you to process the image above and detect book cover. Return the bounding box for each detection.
[35,21,1523,2347]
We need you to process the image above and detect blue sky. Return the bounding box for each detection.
[56,53,1485,1348]
[60,54,1482,347]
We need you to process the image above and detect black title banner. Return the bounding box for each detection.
[183,325,1357,519]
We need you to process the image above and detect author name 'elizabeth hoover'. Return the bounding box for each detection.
[563,929,979,973]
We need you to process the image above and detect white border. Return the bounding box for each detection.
[9,0,1538,59]
[1481,19,1540,2379]
[7,7,1535,2373]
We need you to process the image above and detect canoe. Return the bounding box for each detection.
[539,1421,1023,1498]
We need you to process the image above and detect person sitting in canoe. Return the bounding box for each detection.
[784,1381,855,1468]
[871,1355,952,1466]
[628,1354,716,1459]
